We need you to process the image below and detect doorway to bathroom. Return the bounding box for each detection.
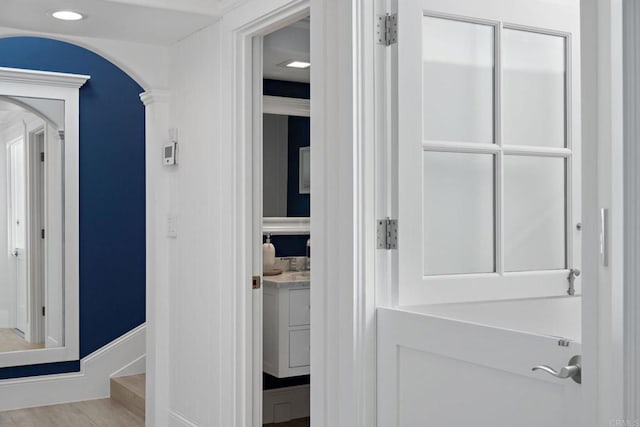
[253,14,312,427]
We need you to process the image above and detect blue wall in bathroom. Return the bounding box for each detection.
[0,37,146,379]
[264,80,310,257]
[264,79,310,99]
[263,234,309,258]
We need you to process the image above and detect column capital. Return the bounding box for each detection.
[140,89,170,106]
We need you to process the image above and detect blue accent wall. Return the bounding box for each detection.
[263,80,310,258]
[0,37,146,379]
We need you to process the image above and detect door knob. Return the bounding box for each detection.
[532,355,581,384]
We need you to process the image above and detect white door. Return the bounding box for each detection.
[7,137,27,334]
[380,0,587,425]
[396,0,581,306]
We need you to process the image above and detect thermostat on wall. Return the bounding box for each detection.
[164,128,178,166]
[163,142,177,165]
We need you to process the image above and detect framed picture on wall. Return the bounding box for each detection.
[299,146,310,194]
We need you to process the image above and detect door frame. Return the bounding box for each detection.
[223,0,379,425]
[26,126,45,345]
[621,0,640,421]
[582,0,632,424]
[222,3,310,426]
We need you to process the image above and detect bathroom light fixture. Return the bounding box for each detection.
[51,10,85,21]
[284,60,311,69]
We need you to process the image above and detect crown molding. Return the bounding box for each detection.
[0,67,90,88]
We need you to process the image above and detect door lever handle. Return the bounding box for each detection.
[532,355,581,384]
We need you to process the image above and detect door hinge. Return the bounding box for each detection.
[40,152,44,162]
[42,306,45,316]
[252,275,261,289]
[377,218,398,249]
[377,13,398,46]
[41,229,45,239]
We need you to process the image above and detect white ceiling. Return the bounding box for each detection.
[0,0,219,45]
[263,18,310,84]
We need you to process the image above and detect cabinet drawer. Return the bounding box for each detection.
[289,289,310,326]
[289,329,310,367]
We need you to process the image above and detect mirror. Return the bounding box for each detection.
[0,95,64,354]
[0,67,88,367]
[263,95,310,234]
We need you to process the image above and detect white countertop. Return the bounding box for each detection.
[263,271,310,289]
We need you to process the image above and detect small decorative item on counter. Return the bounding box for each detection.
[263,233,279,275]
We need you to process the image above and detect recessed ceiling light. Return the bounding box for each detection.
[51,10,85,21]
[284,60,311,69]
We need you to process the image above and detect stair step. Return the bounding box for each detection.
[110,374,145,419]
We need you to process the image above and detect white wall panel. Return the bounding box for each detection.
[167,24,222,427]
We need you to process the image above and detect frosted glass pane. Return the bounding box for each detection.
[503,29,566,147]
[423,16,494,143]
[504,156,566,271]
[423,152,494,275]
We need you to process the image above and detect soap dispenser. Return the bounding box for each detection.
[263,233,276,274]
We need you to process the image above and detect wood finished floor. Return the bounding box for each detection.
[0,399,144,426]
[0,329,43,352]
[264,417,310,427]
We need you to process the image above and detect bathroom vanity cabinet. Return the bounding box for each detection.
[263,273,310,378]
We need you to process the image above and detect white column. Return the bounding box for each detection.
[140,90,171,427]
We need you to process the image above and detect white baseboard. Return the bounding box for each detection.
[112,354,146,378]
[263,384,310,424]
[0,323,146,411]
[169,409,199,427]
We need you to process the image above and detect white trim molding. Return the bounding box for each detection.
[263,95,310,117]
[623,0,640,420]
[0,324,145,411]
[310,0,377,425]
[262,217,309,235]
[0,67,89,88]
